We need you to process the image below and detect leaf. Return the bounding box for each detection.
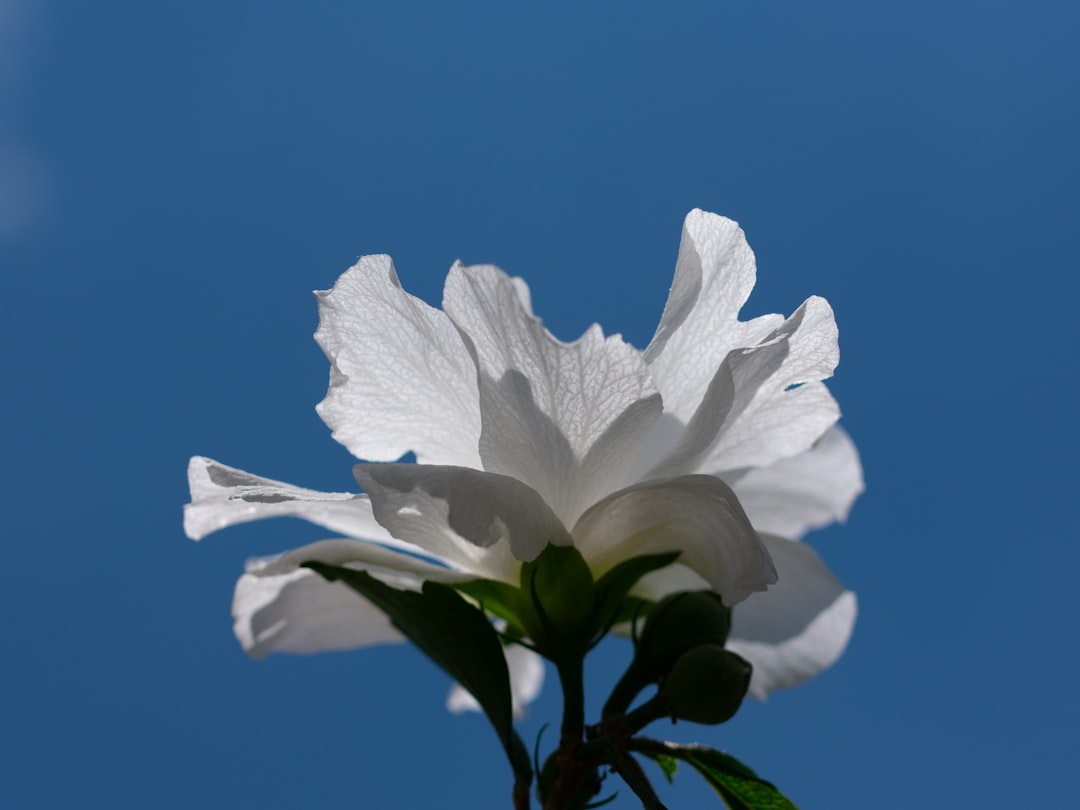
[595,738,667,810]
[648,753,678,784]
[648,744,797,810]
[590,552,680,641]
[453,577,533,638]
[303,562,532,782]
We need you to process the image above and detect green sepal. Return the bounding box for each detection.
[641,745,797,810]
[522,544,596,641]
[589,551,680,641]
[302,562,532,784]
[452,578,533,639]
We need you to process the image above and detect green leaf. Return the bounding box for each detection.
[648,744,797,810]
[590,551,680,641]
[648,753,678,785]
[453,577,533,639]
[303,562,532,783]
[595,738,667,810]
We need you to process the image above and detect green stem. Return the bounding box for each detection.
[623,693,670,734]
[557,656,586,739]
[602,658,649,719]
[543,656,589,810]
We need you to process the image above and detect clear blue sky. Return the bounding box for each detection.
[2,1,1077,808]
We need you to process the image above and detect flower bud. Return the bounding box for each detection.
[521,544,595,640]
[635,590,731,680]
[663,644,752,725]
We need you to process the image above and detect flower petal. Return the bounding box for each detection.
[571,475,776,606]
[355,464,572,578]
[726,535,857,699]
[645,210,784,421]
[726,426,864,540]
[231,539,470,659]
[447,643,545,719]
[233,567,402,658]
[314,255,482,467]
[642,212,841,475]
[185,456,420,556]
[443,262,662,524]
[699,296,841,472]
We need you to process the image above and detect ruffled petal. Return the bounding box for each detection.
[726,426,864,540]
[642,212,841,475]
[726,535,857,699]
[443,263,662,524]
[232,539,470,659]
[698,296,841,472]
[356,464,572,580]
[314,255,482,467]
[446,643,546,719]
[185,457,421,556]
[645,210,784,421]
[571,475,776,606]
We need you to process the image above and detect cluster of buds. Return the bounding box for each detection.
[605,591,752,726]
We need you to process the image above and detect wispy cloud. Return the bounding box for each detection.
[0,0,47,243]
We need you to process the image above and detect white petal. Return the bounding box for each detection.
[631,561,710,601]
[446,643,546,720]
[571,475,776,606]
[233,567,403,658]
[642,212,841,475]
[727,535,857,699]
[247,538,470,583]
[645,210,784,420]
[443,262,662,524]
[356,464,572,579]
[185,457,419,556]
[699,297,841,472]
[314,255,482,467]
[727,426,864,540]
[233,539,472,659]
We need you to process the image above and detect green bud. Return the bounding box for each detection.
[636,590,731,679]
[663,644,752,725]
[521,544,595,639]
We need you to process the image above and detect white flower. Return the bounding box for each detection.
[185,209,860,706]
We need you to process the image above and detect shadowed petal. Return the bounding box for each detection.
[233,568,403,658]
[185,457,425,556]
[356,464,572,579]
[314,255,482,467]
[447,643,545,719]
[726,535,857,699]
[443,262,662,523]
[572,475,776,606]
[727,426,864,540]
[233,539,473,659]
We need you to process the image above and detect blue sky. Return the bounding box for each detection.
[2,1,1078,807]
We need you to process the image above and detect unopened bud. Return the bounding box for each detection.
[636,590,731,679]
[663,644,752,725]
[522,544,595,638]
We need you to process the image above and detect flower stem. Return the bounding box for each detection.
[543,656,589,810]
[557,656,586,739]
[513,774,532,810]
